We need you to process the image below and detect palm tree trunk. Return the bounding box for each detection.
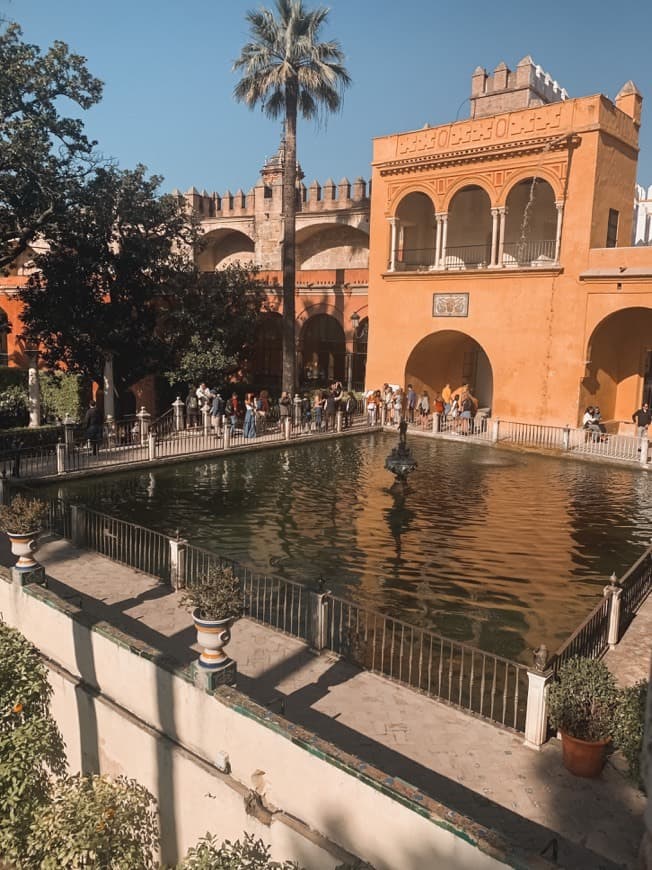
[281,86,298,397]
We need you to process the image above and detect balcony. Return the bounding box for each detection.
[391,239,557,272]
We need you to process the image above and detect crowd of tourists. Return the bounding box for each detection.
[364,382,482,434]
[184,381,358,439]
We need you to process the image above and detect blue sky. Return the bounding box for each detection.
[4,0,652,194]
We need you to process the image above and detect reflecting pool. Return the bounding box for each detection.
[44,433,652,662]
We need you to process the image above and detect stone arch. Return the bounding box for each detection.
[296,301,343,330]
[196,228,255,271]
[499,169,562,207]
[404,329,494,410]
[443,177,496,212]
[296,222,369,269]
[298,313,346,388]
[251,312,283,390]
[394,191,436,270]
[581,307,652,423]
[502,177,558,266]
[387,184,437,215]
[444,186,493,269]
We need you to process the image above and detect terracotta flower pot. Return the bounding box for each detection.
[6,530,40,574]
[560,731,610,778]
[192,609,233,671]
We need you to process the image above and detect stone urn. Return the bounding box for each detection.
[6,530,40,574]
[192,609,233,671]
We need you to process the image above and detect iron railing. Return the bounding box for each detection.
[441,244,492,270]
[82,507,171,581]
[549,596,611,674]
[618,546,652,632]
[325,595,528,731]
[502,239,556,267]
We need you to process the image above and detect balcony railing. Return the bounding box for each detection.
[390,239,557,272]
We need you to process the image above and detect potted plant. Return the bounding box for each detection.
[179,562,244,671]
[547,656,619,778]
[0,494,48,573]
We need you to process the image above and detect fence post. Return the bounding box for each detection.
[70,504,86,548]
[492,419,500,443]
[380,405,386,427]
[604,572,622,648]
[284,418,291,440]
[336,411,342,433]
[523,645,553,750]
[63,416,76,452]
[432,411,441,434]
[308,591,328,651]
[293,395,302,427]
[640,435,649,466]
[562,425,571,450]
[148,432,156,462]
[137,407,151,445]
[173,397,185,432]
[169,536,188,590]
[202,405,211,435]
[0,476,8,505]
[56,442,66,475]
[223,425,231,450]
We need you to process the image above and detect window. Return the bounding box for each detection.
[606,209,619,248]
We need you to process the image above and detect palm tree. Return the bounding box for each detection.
[233,0,350,396]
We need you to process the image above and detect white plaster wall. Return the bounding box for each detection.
[0,576,510,870]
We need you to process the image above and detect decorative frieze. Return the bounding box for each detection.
[433,293,469,317]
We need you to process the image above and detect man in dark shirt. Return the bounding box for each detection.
[632,402,652,437]
[84,400,103,455]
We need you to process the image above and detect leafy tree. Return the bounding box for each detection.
[0,620,66,863]
[0,21,102,271]
[164,262,267,388]
[180,832,302,869]
[27,773,159,869]
[233,0,350,395]
[19,164,198,392]
[39,370,84,422]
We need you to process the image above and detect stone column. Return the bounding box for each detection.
[497,207,507,267]
[26,350,40,428]
[641,435,649,467]
[148,432,156,462]
[169,536,187,590]
[491,419,500,443]
[434,214,443,269]
[56,442,66,475]
[490,208,500,267]
[136,407,151,445]
[439,213,449,268]
[388,217,399,271]
[336,411,342,433]
[554,200,565,263]
[202,405,211,435]
[63,416,76,452]
[523,658,554,751]
[308,591,329,651]
[103,354,115,422]
[604,574,623,648]
[432,411,441,433]
[172,396,185,431]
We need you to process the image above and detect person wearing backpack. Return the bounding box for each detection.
[210,392,225,435]
[185,388,199,429]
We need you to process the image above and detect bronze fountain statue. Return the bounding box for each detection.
[384,418,418,483]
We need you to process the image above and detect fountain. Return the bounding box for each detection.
[384,419,418,483]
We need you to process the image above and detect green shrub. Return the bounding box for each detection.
[27,773,159,870]
[0,423,63,450]
[0,384,28,428]
[613,680,648,789]
[0,366,27,391]
[39,370,83,423]
[180,563,244,621]
[0,494,48,534]
[180,833,302,869]
[547,657,619,742]
[0,621,66,863]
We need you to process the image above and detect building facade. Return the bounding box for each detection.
[365,58,650,428]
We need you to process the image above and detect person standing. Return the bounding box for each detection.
[185,388,199,428]
[243,393,257,439]
[343,392,355,429]
[632,402,652,437]
[210,392,225,435]
[279,391,291,431]
[84,400,103,455]
[226,392,240,434]
[406,384,417,423]
[442,383,452,418]
[324,390,336,431]
[418,390,430,428]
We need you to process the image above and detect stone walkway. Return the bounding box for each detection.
[6,537,648,870]
[604,594,652,687]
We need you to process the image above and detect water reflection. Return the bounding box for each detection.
[44,434,652,662]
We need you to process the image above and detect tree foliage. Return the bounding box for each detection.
[19,164,198,389]
[233,0,350,395]
[0,21,103,271]
[164,262,266,387]
[0,620,66,863]
[179,832,302,869]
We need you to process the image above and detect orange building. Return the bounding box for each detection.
[366,58,651,428]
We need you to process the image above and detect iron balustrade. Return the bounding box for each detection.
[394,247,436,270]
[618,546,652,633]
[548,596,610,674]
[325,594,528,731]
[440,244,492,270]
[501,239,556,267]
[82,507,171,581]
[499,421,567,450]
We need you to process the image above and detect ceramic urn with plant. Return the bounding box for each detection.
[547,656,619,778]
[0,494,48,573]
[180,562,244,671]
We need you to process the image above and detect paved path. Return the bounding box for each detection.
[604,594,652,687]
[6,537,647,870]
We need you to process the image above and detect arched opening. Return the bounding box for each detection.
[196,229,255,271]
[0,309,10,365]
[250,314,283,390]
[405,330,493,410]
[504,178,557,266]
[352,316,368,391]
[395,192,435,270]
[297,224,369,269]
[581,307,652,423]
[299,314,346,388]
[446,186,492,269]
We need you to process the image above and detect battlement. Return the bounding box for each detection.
[176,175,370,219]
[470,56,568,120]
